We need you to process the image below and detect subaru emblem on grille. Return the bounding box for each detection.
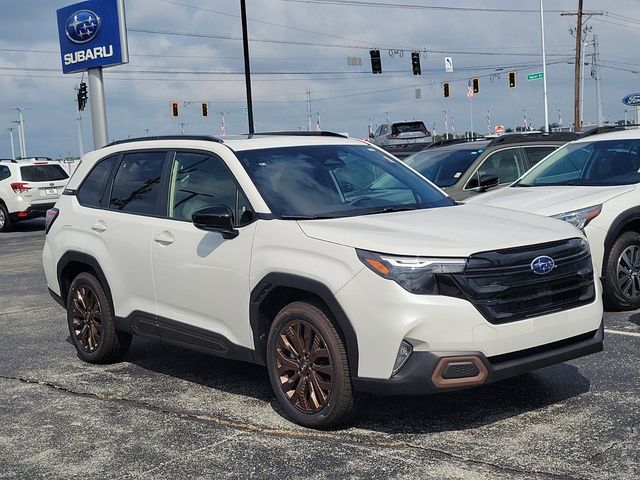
[531,256,555,275]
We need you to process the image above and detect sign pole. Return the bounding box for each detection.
[240,0,255,135]
[540,0,549,133]
[88,67,108,148]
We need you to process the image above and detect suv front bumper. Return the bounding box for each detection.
[352,319,603,395]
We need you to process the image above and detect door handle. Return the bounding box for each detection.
[91,221,107,233]
[154,232,175,245]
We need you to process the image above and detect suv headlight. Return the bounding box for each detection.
[551,204,602,230]
[357,249,466,294]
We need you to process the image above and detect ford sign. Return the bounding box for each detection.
[622,93,640,106]
[531,256,555,275]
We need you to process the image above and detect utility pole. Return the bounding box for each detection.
[592,34,604,125]
[218,112,227,136]
[444,110,449,137]
[7,128,15,160]
[485,109,491,135]
[240,0,254,134]
[384,111,391,123]
[307,91,312,131]
[144,128,150,135]
[562,4,603,131]
[77,114,84,156]
[573,0,584,132]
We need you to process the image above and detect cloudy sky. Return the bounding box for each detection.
[0,0,639,158]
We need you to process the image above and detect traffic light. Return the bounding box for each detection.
[171,102,179,117]
[370,49,382,74]
[443,82,450,98]
[411,51,421,75]
[201,102,209,117]
[77,82,88,111]
[472,77,480,94]
[508,71,517,88]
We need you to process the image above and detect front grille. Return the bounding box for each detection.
[454,238,595,324]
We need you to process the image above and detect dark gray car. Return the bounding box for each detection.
[404,133,578,201]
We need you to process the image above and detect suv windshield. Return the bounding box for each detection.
[236,144,453,218]
[405,146,486,187]
[516,139,640,187]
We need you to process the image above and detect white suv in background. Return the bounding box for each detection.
[43,133,603,428]
[0,158,69,232]
[469,128,640,311]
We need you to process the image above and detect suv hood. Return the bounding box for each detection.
[297,204,581,257]
[467,184,635,216]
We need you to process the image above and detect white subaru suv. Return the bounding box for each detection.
[469,128,640,311]
[0,158,69,232]
[43,133,603,428]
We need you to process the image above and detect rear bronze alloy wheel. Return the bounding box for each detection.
[67,272,132,364]
[267,301,358,429]
[70,285,102,353]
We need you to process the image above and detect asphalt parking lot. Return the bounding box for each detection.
[1,219,639,479]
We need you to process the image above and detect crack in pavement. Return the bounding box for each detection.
[0,374,402,449]
[403,441,589,480]
[1,374,606,480]
[588,421,639,463]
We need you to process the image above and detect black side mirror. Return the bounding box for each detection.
[468,174,500,192]
[192,205,239,239]
[369,132,375,139]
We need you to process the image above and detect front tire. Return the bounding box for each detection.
[266,301,357,429]
[604,231,640,311]
[67,272,131,363]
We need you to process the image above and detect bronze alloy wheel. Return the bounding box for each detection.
[275,319,333,414]
[70,286,103,352]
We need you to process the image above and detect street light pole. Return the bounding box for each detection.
[7,128,15,160]
[540,0,549,133]
[11,121,24,159]
[11,108,27,158]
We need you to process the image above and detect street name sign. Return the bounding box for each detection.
[527,72,544,81]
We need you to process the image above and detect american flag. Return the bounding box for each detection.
[467,79,474,98]
[315,118,321,131]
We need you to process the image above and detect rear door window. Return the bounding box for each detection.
[77,155,118,207]
[20,164,68,182]
[522,146,557,167]
[472,149,523,186]
[109,151,168,216]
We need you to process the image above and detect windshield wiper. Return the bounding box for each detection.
[360,205,422,215]
[280,214,336,220]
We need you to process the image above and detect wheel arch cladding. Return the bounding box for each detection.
[57,251,114,311]
[604,206,640,268]
[249,273,359,375]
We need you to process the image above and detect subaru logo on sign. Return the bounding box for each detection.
[65,10,101,44]
[531,256,555,275]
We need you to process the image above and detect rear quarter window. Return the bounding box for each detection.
[0,165,10,181]
[20,164,69,182]
[77,155,118,207]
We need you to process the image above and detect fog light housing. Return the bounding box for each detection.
[392,340,413,375]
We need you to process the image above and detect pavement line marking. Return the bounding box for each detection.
[604,329,640,338]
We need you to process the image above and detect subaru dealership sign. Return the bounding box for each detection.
[57,0,129,74]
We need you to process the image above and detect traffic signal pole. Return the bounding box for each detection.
[240,0,255,135]
[88,67,108,148]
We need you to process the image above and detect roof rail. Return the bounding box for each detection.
[247,131,348,139]
[105,135,224,147]
[425,137,487,149]
[486,131,578,147]
[577,124,640,138]
[0,158,18,163]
